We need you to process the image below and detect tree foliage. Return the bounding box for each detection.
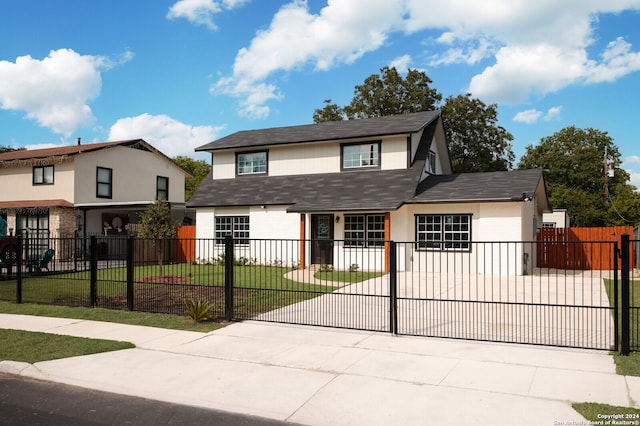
[441,94,514,172]
[518,126,640,226]
[312,67,514,173]
[173,156,211,201]
[0,146,24,154]
[138,200,179,276]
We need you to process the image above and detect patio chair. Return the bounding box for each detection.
[32,248,55,273]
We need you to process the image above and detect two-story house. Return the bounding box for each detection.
[188,111,550,274]
[0,139,191,260]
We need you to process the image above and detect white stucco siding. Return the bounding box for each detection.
[194,206,301,266]
[74,146,186,204]
[210,136,410,180]
[398,202,527,275]
[476,203,522,242]
[0,161,75,203]
[269,144,338,176]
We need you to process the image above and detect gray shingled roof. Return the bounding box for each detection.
[187,168,546,212]
[188,168,422,212]
[410,169,545,203]
[195,111,440,152]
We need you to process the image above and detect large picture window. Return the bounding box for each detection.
[96,167,112,199]
[33,165,54,185]
[237,151,267,175]
[416,214,471,251]
[215,216,249,245]
[342,142,380,169]
[344,214,385,247]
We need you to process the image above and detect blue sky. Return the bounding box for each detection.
[1,0,640,188]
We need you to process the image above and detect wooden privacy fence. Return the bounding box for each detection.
[173,225,196,263]
[537,226,633,270]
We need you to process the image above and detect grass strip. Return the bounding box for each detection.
[0,328,134,363]
[573,402,640,423]
[0,301,222,332]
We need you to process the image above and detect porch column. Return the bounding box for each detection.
[299,214,306,270]
[384,212,391,272]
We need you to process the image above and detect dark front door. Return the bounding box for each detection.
[311,214,334,265]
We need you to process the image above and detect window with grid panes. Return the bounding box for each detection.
[344,214,385,247]
[215,216,249,245]
[416,214,471,251]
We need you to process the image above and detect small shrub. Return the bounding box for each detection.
[184,299,213,323]
[319,264,334,272]
[349,263,360,272]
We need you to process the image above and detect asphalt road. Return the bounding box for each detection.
[0,373,293,425]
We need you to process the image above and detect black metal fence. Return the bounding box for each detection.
[1,234,637,353]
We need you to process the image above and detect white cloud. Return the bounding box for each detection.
[213,0,640,117]
[212,0,406,117]
[167,0,249,30]
[545,106,562,121]
[389,55,412,74]
[108,113,225,158]
[513,105,563,124]
[0,49,125,137]
[513,109,542,124]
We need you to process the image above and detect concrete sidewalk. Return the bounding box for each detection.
[1,314,639,425]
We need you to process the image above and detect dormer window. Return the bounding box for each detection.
[342,142,380,170]
[237,151,267,175]
[426,150,437,174]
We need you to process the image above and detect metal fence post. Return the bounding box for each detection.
[614,241,619,351]
[16,236,23,304]
[389,240,398,335]
[621,233,630,356]
[90,235,98,308]
[224,235,234,322]
[126,236,135,311]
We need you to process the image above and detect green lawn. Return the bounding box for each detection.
[573,402,640,423]
[0,264,339,315]
[604,278,640,376]
[0,328,134,363]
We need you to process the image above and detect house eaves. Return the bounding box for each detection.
[409,169,546,205]
[196,111,441,152]
[0,139,193,178]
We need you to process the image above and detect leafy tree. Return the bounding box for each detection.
[313,67,514,173]
[173,156,211,201]
[313,99,346,123]
[518,126,640,226]
[343,67,442,119]
[138,200,179,276]
[0,145,24,154]
[441,94,514,172]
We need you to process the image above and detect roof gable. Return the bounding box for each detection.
[196,111,441,152]
[0,140,192,177]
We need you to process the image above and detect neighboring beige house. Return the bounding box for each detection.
[188,111,550,274]
[543,209,570,228]
[0,139,191,258]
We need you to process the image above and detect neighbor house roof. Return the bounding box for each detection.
[0,140,192,177]
[196,110,441,152]
[0,200,75,209]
